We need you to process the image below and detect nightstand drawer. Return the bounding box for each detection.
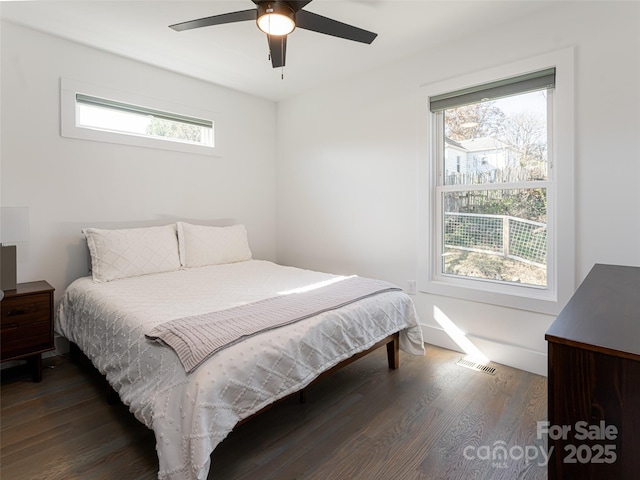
[1,290,53,360]
[1,281,55,380]
[1,293,51,325]
[1,319,52,358]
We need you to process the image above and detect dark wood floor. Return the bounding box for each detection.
[1,345,548,480]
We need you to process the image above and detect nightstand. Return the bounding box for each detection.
[1,281,55,382]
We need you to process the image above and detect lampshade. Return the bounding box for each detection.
[257,2,295,36]
[1,207,29,244]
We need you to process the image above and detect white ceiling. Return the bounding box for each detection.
[1,1,553,102]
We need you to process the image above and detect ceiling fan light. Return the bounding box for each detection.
[257,3,295,36]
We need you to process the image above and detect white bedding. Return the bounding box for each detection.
[56,260,424,480]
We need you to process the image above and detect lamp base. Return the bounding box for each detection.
[1,244,17,291]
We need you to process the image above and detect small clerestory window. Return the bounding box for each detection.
[75,94,214,148]
[61,78,218,156]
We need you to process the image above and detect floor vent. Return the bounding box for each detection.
[456,358,496,375]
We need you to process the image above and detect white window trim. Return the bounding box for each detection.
[60,78,220,156]
[418,49,575,315]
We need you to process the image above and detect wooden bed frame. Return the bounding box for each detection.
[69,331,400,420]
[241,331,399,423]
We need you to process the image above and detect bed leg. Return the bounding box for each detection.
[69,342,81,363]
[386,333,399,370]
[106,384,119,405]
[299,388,307,404]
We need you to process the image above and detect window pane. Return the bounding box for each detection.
[442,188,547,286]
[443,91,548,185]
[77,102,213,147]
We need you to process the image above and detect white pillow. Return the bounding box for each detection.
[83,224,181,282]
[177,222,252,268]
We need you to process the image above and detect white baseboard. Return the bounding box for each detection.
[420,324,548,377]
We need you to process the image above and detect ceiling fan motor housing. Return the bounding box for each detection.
[257,2,296,36]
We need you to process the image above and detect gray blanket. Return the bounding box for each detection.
[146,276,401,373]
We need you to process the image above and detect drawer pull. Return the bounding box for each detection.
[6,305,37,316]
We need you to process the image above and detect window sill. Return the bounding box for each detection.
[420,276,561,315]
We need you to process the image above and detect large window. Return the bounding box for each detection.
[419,51,575,314]
[434,70,553,288]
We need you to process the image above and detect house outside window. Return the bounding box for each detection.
[419,50,575,314]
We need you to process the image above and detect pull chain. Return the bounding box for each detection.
[281,39,285,79]
[266,34,285,79]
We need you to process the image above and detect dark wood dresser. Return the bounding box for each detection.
[1,281,55,382]
[545,264,640,479]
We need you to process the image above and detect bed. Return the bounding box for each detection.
[55,222,425,480]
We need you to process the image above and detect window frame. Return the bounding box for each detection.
[61,78,220,156]
[418,49,575,315]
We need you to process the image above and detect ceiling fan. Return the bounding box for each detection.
[169,1,377,69]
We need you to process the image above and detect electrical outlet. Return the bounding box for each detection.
[407,280,416,295]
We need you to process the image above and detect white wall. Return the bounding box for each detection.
[276,2,640,375]
[1,22,278,300]
[3,3,639,376]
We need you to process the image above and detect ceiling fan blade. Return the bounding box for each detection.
[169,9,256,32]
[284,1,314,12]
[268,35,287,68]
[295,10,377,44]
